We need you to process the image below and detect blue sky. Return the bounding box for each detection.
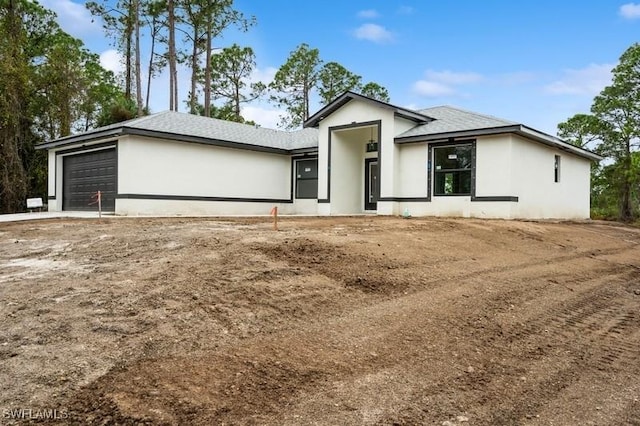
[41,0,640,135]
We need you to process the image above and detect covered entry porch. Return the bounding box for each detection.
[323,121,380,214]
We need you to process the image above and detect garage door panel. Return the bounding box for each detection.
[63,149,116,211]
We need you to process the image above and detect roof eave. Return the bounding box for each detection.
[124,127,291,154]
[36,128,125,150]
[516,126,603,161]
[290,146,319,155]
[37,126,295,155]
[395,125,522,143]
[395,125,603,162]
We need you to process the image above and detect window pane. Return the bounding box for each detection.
[434,170,471,195]
[434,145,472,170]
[296,179,318,199]
[296,159,318,179]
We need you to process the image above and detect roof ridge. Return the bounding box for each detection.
[421,105,518,125]
[120,110,172,127]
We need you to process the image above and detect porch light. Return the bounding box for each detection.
[366,127,378,152]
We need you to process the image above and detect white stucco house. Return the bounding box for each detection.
[38,92,602,219]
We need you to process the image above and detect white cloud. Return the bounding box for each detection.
[412,81,455,97]
[357,9,380,19]
[620,3,640,19]
[99,49,124,74]
[250,66,278,85]
[353,23,394,43]
[544,63,613,96]
[412,69,483,97]
[402,103,420,111]
[241,106,281,129]
[40,0,99,36]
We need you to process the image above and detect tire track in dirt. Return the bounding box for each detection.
[375,255,640,425]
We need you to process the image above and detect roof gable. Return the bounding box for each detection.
[304,91,433,128]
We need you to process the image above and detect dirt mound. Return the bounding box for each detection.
[257,237,407,292]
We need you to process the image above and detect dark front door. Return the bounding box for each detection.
[63,149,117,211]
[365,158,378,210]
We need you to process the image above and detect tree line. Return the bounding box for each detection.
[558,43,640,222]
[86,0,389,128]
[0,0,388,213]
[1,0,125,213]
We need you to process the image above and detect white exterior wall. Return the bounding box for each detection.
[509,135,590,219]
[395,143,428,198]
[330,130,365,214]
[115,199,296,216]
[118,136,289,198]
[474,135,513,198]
[116,135,296,215]
[47,150,57,211]
[470,135,514,218]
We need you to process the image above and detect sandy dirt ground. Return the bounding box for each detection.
[1,216,640,425]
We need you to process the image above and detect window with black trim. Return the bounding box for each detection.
[295,159,318,199]
[433,144,472,195]
[554,155,561,183]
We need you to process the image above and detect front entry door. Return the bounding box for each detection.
[365,158,378,210]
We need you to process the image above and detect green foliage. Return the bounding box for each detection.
[359,82,390,102]
[188,101,253,125]
[0,0,55,213]
[558,43,640,221]
[269,43,322,129]
[269,44,390,127]
[208,44,264,121]
[317,62,361,105]
[0,0,127,213]
[180,0,255,115]
[97,94,139,126]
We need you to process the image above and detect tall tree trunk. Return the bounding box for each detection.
[620,150,633,221]
[145,22,155,111]
[189,27,199,114]
[167,0,177,111]
[203,19,212,118]
[234,85,240,120]
[124,2,133,101]
[133,0,142,115]
[303,79,309,121]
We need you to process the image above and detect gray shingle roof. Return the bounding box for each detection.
[38,111,318,151]
[397,106,517,138]
[38,103,600,161]
[129,111,319,150]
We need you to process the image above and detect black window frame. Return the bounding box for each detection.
[554,155,561,183]
[432,143,473,196]
[294,158,318,199]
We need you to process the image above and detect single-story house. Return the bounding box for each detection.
[37,91,602,219]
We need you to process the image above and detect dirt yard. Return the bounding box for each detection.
[1,216,640,425]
